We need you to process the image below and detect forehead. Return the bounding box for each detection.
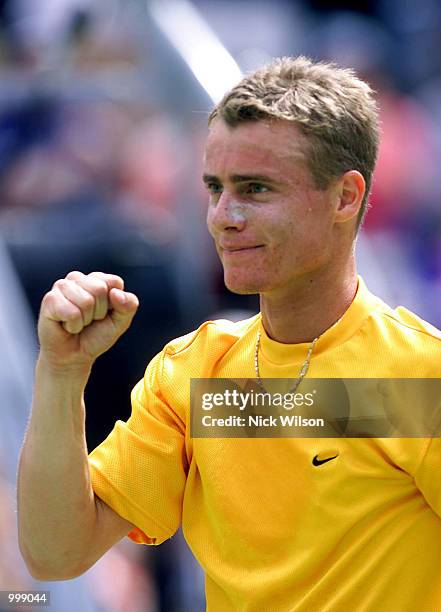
[203,118,309,178]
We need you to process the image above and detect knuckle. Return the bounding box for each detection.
[91,271,124,287]
[92,280,109,297]
[64,312,78,322]
[89,271,106,279]
[53,278,69,291]
[64,307,81,321]
[41,291,56,310]
[82,294,95,309]
[66,270,84,280]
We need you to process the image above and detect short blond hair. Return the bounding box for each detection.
[209,56,380,227]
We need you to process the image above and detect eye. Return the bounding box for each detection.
[205,182,223,194]
[245,183,269,194]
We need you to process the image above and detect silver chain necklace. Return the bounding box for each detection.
[254,330,319,393]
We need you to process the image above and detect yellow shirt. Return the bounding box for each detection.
[89,278,441,611]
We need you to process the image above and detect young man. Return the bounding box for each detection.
[18,57,441,610]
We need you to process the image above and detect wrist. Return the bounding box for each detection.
[36,353,92,381]
[30,355,92,434]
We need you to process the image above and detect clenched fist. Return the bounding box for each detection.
[38,271,139,369]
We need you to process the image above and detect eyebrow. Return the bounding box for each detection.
[202,173,276,184]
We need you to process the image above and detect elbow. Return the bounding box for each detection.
[19,541,90,581]
[26,562,86,582]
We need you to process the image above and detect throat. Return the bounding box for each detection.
[260,276,358,344]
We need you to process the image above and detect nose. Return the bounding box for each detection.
[207,191,246,234]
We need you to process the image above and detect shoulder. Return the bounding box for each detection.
[363,293,441,376]
[163,314,260,357]
[358,274,440,344]
[142,314,260,398]
[351,278,440,375]
[376,302,441,345]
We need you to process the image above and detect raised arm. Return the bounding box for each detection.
[18,271,139,580]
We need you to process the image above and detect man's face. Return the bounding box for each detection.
[204,118,339,296]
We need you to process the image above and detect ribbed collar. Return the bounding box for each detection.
[258,276,380,365]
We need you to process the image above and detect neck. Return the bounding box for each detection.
[260,258,358,344]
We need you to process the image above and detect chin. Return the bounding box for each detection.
[226,286,260,296]
[224,274,269,295]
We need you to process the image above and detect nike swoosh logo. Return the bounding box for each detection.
[312,454,338,466]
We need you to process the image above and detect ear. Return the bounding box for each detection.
[333,170,366,223]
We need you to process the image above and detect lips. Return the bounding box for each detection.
[220,244,264,252]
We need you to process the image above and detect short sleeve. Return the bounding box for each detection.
[88,351,188,545]
[414,436,441,519]
[413,391,441,518]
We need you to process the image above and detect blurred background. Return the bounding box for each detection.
[1,0,440,610]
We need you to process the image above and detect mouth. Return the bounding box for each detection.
[221,245,264,254]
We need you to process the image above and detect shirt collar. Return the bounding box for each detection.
[258,276,380,365]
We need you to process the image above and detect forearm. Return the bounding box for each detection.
[19,271,139,579]
[18,356,97,580]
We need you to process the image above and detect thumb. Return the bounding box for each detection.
[108,288,139,332]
